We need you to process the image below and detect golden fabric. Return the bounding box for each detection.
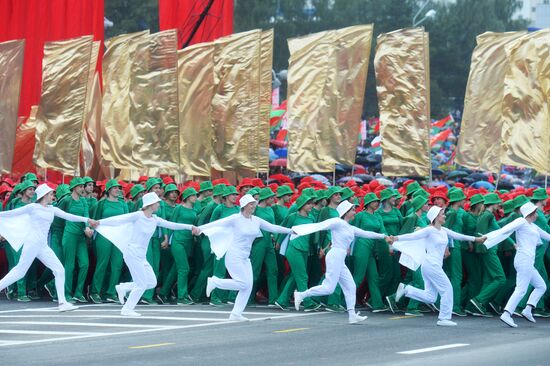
[374,28,431,177]
[0,39,25,173]
[177,42,215,177]
[130,29,180,170]
[256,29,274,173]
[211,29,262,171]
[287,25,373,172]
[500,30,550,174]
[12,107,38,175]
[33,36,93,174]
[100,30,149,169]
[455,31,526,172]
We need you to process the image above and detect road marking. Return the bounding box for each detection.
[274,327,309,333]
[129,342,175,349]
[0,330,107,336]
[36,307,289,316]
[389,315,420,320]
[397,343,470,355]
[0,321,166,328]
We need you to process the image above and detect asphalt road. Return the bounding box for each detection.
[0,299,549,365]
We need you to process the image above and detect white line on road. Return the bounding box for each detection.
[397,343,470,355]
[0,330,108,336]
[0,321,169,328]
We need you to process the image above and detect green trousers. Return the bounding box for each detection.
[90,234,123,298]
[249,242,278,304]
[160,241,193,300]
[375,240,396,297]
[62,231,89,299]
[276,246,316,308]
[474,249,506,305]
[518,243,549,310]
[142,238,161,301]
[352,242,384,309]
[189,237,213,301]
[461,249,482,306]
[493,251,516,306]
[444,247,463,312]
[5,245,26,297]
[159,245,174,291]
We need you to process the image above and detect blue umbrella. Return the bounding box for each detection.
[471,181,495,191]
[269,149,278,161]
[275,148,288,158]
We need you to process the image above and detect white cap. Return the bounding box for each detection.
[520,202,537,218]
[35,183,53,201]
[336,200,354,218]
[427,206,443,223]
[142,192,161,208]
[239,194,257,209]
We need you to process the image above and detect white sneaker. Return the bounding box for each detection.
[395,283,406,303]
[348,312,368,324]
[437,319,457,327]
[58,302,79,312]
[228,313,249,322]
[294,291,304,311]
[206,277,216,298]
[121,309,141,317]
[521,308,536,323]
[500,312,517,328]
[115,284,126,305]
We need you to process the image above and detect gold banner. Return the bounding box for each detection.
[500,30,550,174]
[177,42,215,176]
[287,25,373,172]
[211,29,262,171]
[33,36,93,174]
[375,28,431,177]
[455,31,526,172]
[0,39,25,173]
[256,29,274,173]
[100,30,149,169]
[12,106,38,176]
[130,29,180,170]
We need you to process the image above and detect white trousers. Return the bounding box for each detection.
[504,255,546,314]
[406,261,453,320]
[119,252,156,311]
[301,248,356,311]
[211,250,253,316]
[0,242,67,304]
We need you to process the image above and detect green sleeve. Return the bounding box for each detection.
[399,215,417,234]
[210,205,222,222]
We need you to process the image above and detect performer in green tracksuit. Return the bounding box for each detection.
[352,192,390,312]
[89,179,128,303]
[399,181,422,217]
[443,188,468,316]
[272,186,293,225]
[274,194,321,311]
[158,187,198,305]
[189,184,225,302]
[82,177,97,213]
[249,188,279,305]
[194,181,213,213]
[376,188,403,298]
[158,183,180,301]
[209,185,240,306]
[62,177,92,303]
[461,194,484,310]
[127,184,145,213]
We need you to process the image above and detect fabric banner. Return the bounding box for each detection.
[100,30,149,169]
[12,106,37,175]
[211,29,262,171]
[33,35,93,174]
[287,25,373,172]
[455,31,526,173]
[256,29,274,173]
[375,28,431,177]
[177,41,215,176]
[0,39,25,173]
[500,30,550,174]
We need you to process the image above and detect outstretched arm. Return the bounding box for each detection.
[442,227,475,242]
[99,212,140,226]
[198,214,236,233]
[395,226,431,242]
[256,216,293,235]
[535,225,550,243]
[52,207,89,223]
[353,227,386,240]
[0,204,33,218]
[155,216,193,231]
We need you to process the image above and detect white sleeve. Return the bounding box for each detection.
[397,226,431,241]
[486,217,525,240]
[292,218,339,237]
[155,216,193,231]
[535,225,550,242]
[52,207,88,223]
[442,227,475,242]
[198,214,236,232]
[0,204,33,217]
[353,227,385,240]
[99,212,140,226]
[256,216,293,235]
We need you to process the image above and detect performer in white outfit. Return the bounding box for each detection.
[198,194,293,322]
[391,206,485,326]
[0,184,98,312]
[481,202,550,328]
[292,201,393,324]
[95,192,199,316]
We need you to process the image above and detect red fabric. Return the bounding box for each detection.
[432,115,453,128]
[159,0,233,48]
[430,129,452,147]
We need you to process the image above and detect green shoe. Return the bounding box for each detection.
[44,284,56,299]
[139,298,156,305]
[176,297,194,306]
[27,290,40,300]
[488,302,502,315]
[155,294,168,305]
[104,295,119,303]
[324,304,343,313]
[17,295,31,302]
[371,305,390,313]
[73,296,88,303]
[304,303,322,312]
[418,304,432,313]
[274,301,288,311]
[469,298,488,316]
[89,294,103,304]
[5,289,14,300]
[533,309,550,318]
[385,294,399,314]
[209,298,224,307]
[404,309,424,317]
[452,309,467,317]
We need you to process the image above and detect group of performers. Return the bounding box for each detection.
[0,173,549,328]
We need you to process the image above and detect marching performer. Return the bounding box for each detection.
[293,200,393,324]
[95,192,199,316]
[0,184,98,312]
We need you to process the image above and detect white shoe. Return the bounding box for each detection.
[58,302,79,312]
[228,313,249,322]
[121,309,141,317]
[521,309,536,323]
[500,312,517,328]
[395,283,406,303]
[294,291,304,311]
[436,319,457,327]
[206,277,216,298]
[115,284,126,305]
[348,312,368,324]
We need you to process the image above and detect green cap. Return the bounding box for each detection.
[406,181,421,195]
[340,187,354,201]
[326,186,343,199]
[483,193,502,206]
[448,189,466,203]
[69,177,84,190]
[301,187,316,198]
[12,183,23,196]
[145,177,162,192]
[314,190,327,202]
[248,187,261,197]
[379,188,395,202]
[276,185,293,198]
[413,189,429,198]
[392,189,402,200]
[531,188,548,201]
[412,195,429,212]
[163,183,180,196]
[56,184,70,201]
[514,194,529,209]
[199,181,213,193]
[213,184,226,197]
[83,176,95,185]
[130,184,145,199]
[23,172,38,182]
[223,185,238,197]
[502,200,515,215]
[469,194,485,207]
[259,187,275,201]
[19,179,35,193]
[105,179,121,192]
[296,194,314,210]
[362,192,379,207]
[182,187,198,201]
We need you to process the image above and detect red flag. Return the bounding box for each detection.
[431,129,452,147]
[374,118,380,133]
[276,128,287,142]
[432,114,454,128]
